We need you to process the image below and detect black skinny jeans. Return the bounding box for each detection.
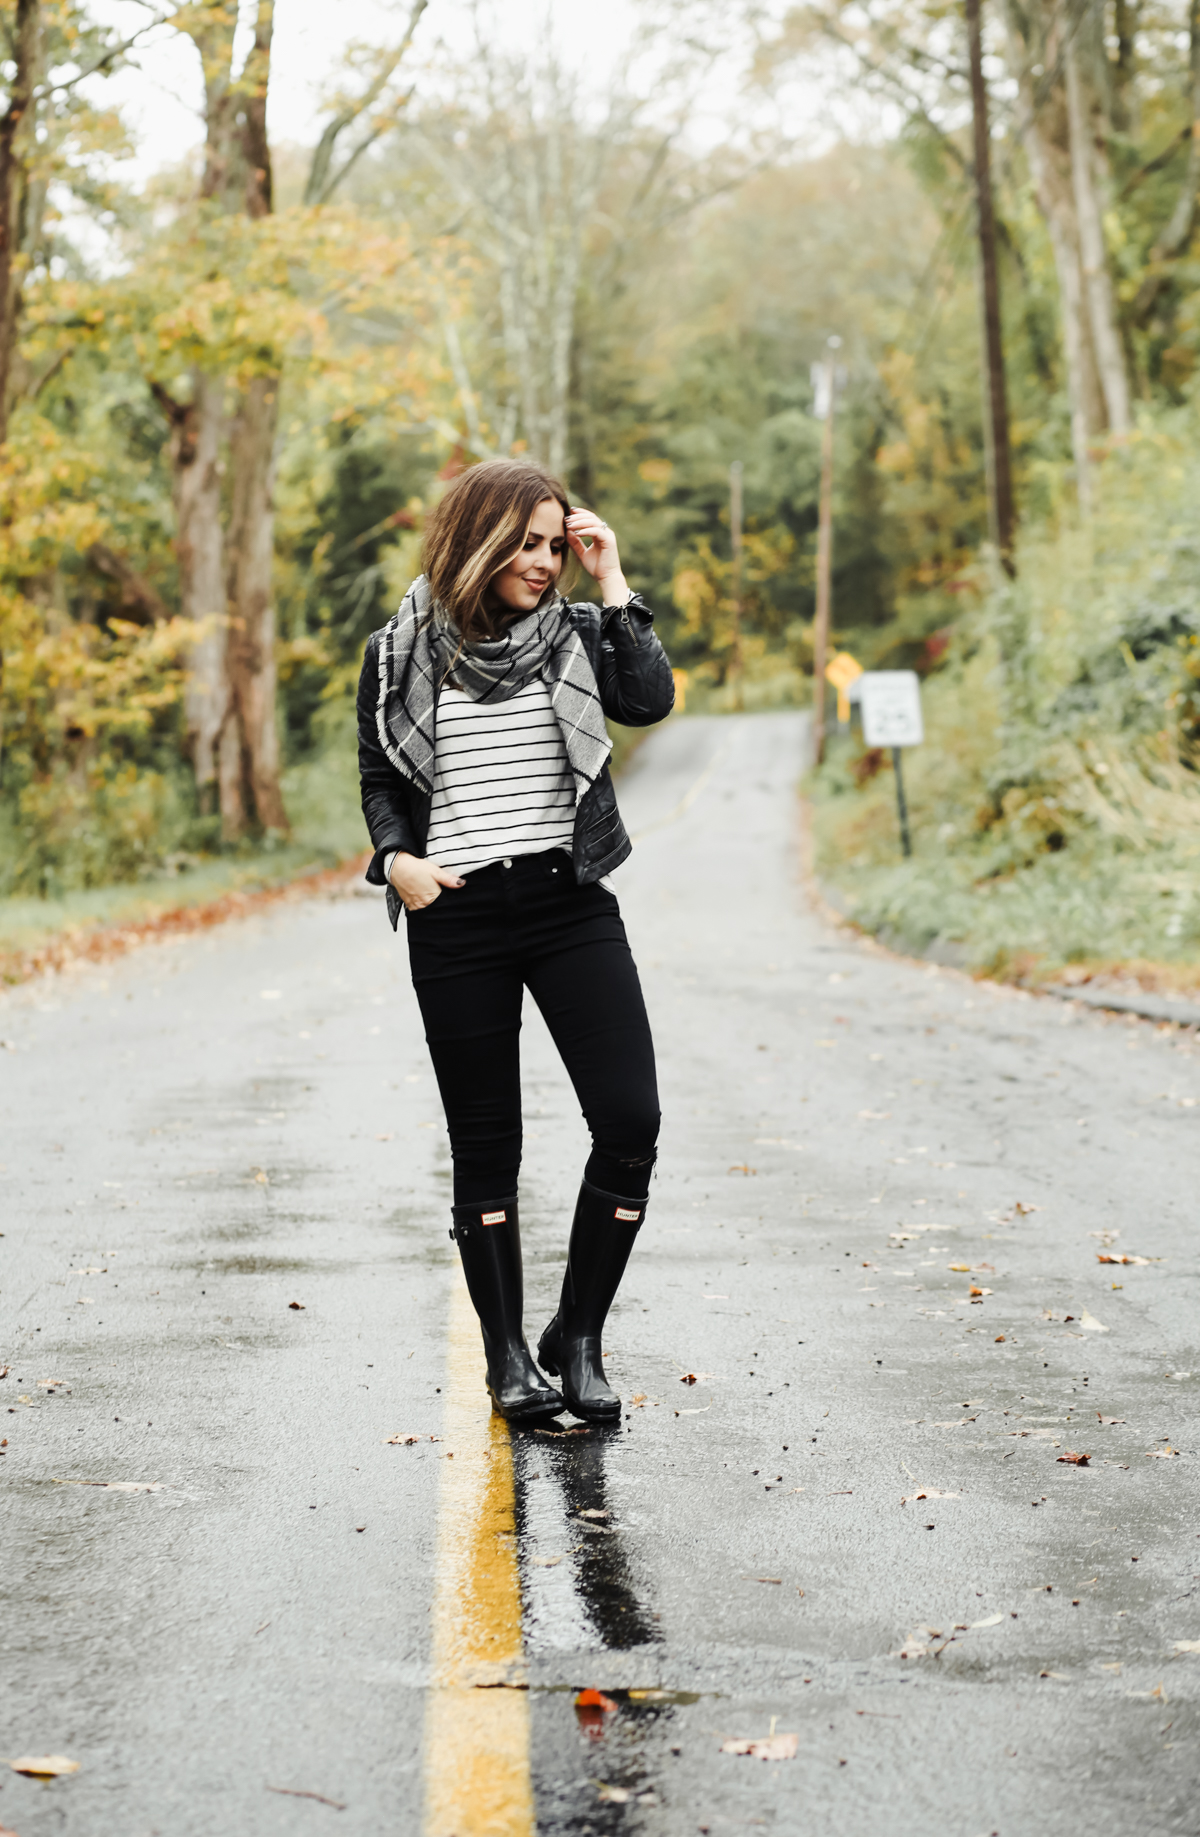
[405,849,660,1206]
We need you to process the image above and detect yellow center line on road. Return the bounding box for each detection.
[423,1269,535,1837]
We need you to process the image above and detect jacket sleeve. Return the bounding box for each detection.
[591,594,675,727]
[357,633,421,884]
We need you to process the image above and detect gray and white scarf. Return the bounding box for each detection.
[374,573,611,800]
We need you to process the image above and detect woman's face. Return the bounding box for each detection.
[491,497,566,614]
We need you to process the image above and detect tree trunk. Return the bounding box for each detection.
[220,1,287,838]
[966,0,1016,570]
[1064,27,1132,434]
[1004,0,1108,508]
[0,0,40,444]
[155,375,229,804]
[225,373,286,832]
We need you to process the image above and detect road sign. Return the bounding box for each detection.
[859,671,924,749]
[824,650,863,724]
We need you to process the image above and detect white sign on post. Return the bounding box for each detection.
[859,671,924,748]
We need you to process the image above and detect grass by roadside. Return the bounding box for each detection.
[0,717,658,987]
[808,667,1200,997]
[0,737,368,985]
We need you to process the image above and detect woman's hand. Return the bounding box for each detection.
[388,852,464,912]
[566,507,630,606]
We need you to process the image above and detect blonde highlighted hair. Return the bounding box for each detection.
[421,457,577,641]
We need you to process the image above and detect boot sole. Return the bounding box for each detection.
[539,1340,620,1421]
[564,1398,621,1423]
[488,1389,565,1424]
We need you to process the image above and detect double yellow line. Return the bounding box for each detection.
[423,1272,535,1836]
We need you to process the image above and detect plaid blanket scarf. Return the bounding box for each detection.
[373,573,611,800]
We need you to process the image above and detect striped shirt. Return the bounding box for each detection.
[424,678,577,877]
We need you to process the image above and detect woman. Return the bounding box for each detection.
[357,457,674,1424]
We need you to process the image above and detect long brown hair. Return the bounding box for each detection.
[421,457,577,641]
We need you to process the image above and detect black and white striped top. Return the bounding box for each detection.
[424,679,577,876]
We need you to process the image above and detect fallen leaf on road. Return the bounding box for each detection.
[596,1784,631,1803]
[1174,1641,1200,1653]
[1057,1451,1091,1465]
[1097,1254,1155,1265]
[578,1508,610,1520]
[51,1478,164,1492]
[893,1626,943,1657]
[720,1734,798,1761]
[629,1394,648,1407]
[288,1301,305,1310]
[901,1489,961,1505]
[37,1379,66,1390]
[576,1690,618,1738]
[384,1433,442,1445]
[531,1555,563,1567]
[728,1164,757,1176]
[1012,1202,1040,1216]
[1146,1447,1178,1458]
[970,1613,1005,1628]
[375,1132,394,1142]
[948,1263,971,1273]
[680,1373,697,1385]
[253,1170,269,1186]
[857,1110,890,1120]
[1079,1310,1109,1332]
[969,1285,993,1299]
[1039,1671,1069,1681]
[266,1786,346,1810]
[9,1757,79,1778]
[1097,1415,1125,1425]
[741,1575,783,1585]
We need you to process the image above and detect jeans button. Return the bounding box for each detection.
[502,858,512,868]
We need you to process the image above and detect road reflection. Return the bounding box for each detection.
[512,1425,659,1652]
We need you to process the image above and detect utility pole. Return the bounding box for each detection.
[811,334,840,766]
[965,0,1016,574]
[729,459,744,711]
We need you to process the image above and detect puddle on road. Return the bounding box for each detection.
[514,1428,660,1653]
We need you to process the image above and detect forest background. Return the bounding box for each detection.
[1,0,1198,985]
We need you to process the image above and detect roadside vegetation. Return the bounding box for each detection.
[0,2,1198,986]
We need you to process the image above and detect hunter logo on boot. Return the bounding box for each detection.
[615,1207,640,1221]
[481,1209,507,1225]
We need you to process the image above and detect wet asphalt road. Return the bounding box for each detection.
[3,708,1199,1837]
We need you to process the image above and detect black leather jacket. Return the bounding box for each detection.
[357,593,674,930]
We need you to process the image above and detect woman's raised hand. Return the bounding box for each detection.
[565,507,630,606]
[388,852,464,911]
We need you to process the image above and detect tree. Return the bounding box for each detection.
[1002,1,1130,504]
[157,0,429,838]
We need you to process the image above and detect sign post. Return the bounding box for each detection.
[858,670,924,859]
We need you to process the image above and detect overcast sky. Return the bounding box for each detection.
[84,0,718,185]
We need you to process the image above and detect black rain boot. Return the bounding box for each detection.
[537,1181,645,1423]
[450,1198,564,1423]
